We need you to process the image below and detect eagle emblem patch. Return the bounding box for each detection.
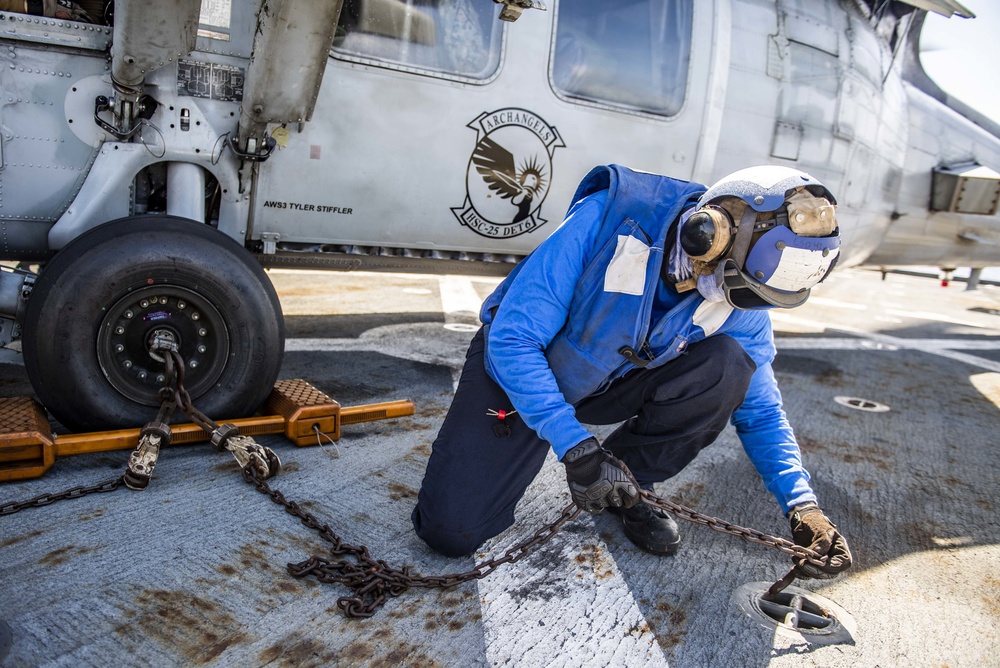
[452,108,564,239]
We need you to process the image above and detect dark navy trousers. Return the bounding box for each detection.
[411,327,756,557]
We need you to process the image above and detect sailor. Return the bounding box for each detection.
[411,164,852,580]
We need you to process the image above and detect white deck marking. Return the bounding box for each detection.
[476,464,670,668]
[438,275,486,388]
[438,275,485,323]
[286,334,1000,373]
[884,309,998,329]
[805,296,869,310]
[438,278,668,666]
[970,373,1000,409]
[774,330,1000,373]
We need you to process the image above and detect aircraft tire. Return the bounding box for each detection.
[23,216,284,432]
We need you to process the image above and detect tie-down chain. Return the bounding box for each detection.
[243,468,825,617]
[0,345,280,513]
[122,343,282,488]
[3,344,821,615]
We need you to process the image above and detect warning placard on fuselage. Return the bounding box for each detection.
[177,60,245,102]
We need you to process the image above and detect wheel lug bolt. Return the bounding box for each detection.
[140,300,149,308]
[198,328,207,336]
[157,375,165,383]
[197,345,206,353]
[191,312,200,321]
[115,326,125,335]
[159,297,168,304]
[115,344,124,353]
[189,360,198,368]
[138,371,147,380]
[177,301,186,309]
[124,310,134,319]
[124,360,132,368]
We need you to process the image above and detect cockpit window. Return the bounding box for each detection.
[332,0,503,81]
[551,0,693,116]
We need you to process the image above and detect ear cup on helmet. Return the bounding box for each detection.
[679,206,734,262]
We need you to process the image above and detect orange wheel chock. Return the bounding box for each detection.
[0,379,414,481]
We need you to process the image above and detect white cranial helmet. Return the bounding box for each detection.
[680,165,840,309]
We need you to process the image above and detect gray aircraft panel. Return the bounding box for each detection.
[249,2,719,256]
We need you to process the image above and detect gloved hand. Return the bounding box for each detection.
[562,437,640,513]
[789,502,853,579]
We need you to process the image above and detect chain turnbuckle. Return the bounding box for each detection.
[0,349,276,514]
[123,421,172,490]
[211,424,281,479]
[123,361,178,491]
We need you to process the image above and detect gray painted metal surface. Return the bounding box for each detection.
[110,0,201,87]
[239,0,343,127]
[1,267,998,666]
[0,0,998,268]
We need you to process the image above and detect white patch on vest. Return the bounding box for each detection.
[765,247,840,291]
[693,299,734,336]
[604,235,649,296]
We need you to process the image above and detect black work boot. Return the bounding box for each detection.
[610,502,681,556]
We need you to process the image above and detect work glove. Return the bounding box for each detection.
[788,502,853,579]
[562,437,640,513]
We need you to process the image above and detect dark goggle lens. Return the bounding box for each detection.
[680,211,720,258]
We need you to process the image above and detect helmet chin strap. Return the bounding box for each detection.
[712,206,759,290]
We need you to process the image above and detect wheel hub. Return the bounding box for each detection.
[97,285,230,407]
[146,328,179,364]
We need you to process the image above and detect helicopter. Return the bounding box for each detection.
[0,0,995,431]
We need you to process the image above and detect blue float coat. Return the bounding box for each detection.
[480,165,816,513]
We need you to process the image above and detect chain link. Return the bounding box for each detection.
[0,347,824,615]
[241,464,582,617]
[3,463,815,615]
[242,463,824,618]
[0,476,123,516]
[638,490,826,567]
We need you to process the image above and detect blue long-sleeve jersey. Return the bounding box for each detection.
[479,165,816,513]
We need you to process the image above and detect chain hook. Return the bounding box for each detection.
[212,424,282,479]
[762,566,800,601]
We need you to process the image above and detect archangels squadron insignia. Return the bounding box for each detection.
[452,108,564,239]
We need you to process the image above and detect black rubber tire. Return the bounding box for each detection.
[23,216,284,432]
